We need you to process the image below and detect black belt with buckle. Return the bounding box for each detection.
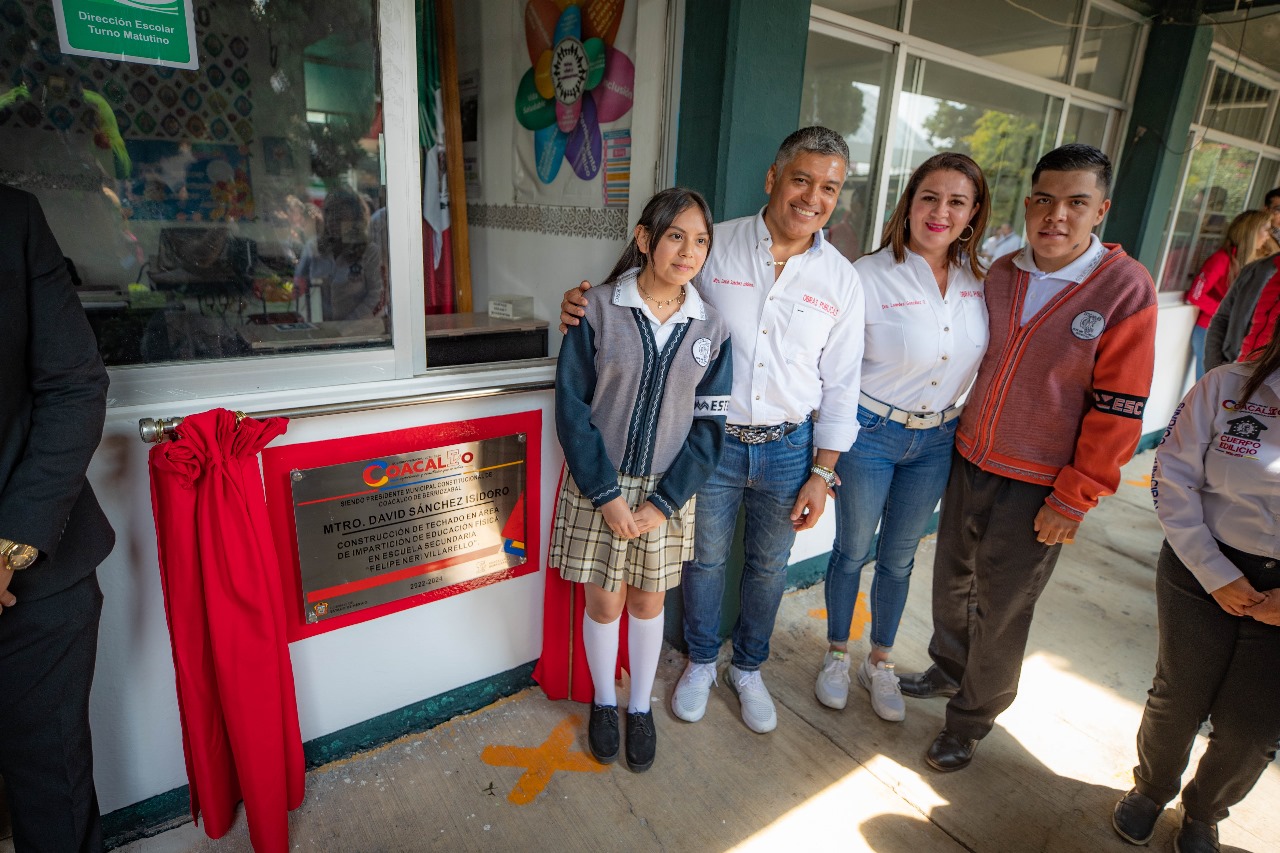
[725,418,807,445]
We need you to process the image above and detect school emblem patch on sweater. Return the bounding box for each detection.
[1071,310,1105,340]
[693,337,711,366]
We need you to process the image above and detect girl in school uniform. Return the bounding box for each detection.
[1112,314,1280,853]
[550,187,732,772]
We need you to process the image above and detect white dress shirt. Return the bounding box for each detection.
[612,268,708,349]
[855,247,987,414]
[696,211,865,451]
[1151,362,1280,592]
[1013,234,1106,324]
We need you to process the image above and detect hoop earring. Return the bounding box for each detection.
[958,225,974,243]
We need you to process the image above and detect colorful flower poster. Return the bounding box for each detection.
[513,0,635,207]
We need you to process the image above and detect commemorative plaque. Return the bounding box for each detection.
[289,434,527,623]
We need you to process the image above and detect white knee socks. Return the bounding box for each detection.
[582,611,620,707]
[627,610,664,714]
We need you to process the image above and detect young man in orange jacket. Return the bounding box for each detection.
[897,145,1158,773]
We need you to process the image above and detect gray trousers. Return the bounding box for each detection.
[927,454,1063,741]
[1134,541,1280,823]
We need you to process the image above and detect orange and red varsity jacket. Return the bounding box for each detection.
[955,244,1158,521]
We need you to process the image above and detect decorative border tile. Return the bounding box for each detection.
[0,171,105,193]
[467,203,628,241]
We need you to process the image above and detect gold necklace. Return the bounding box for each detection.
[637,280,686,309]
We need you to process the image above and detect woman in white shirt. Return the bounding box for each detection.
[1111,320,1280,853]
[815,153,990,721]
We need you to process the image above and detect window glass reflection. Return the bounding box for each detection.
[892,57,1061,261]
[814,1,901,30]
[1063,105,1108,150]
[802,32,895,261]
[0,0,390,367]
[1200,67,1272,141]
[909,0,1077,83]
[1074,6,1139,99]
[1160,142,1259,293]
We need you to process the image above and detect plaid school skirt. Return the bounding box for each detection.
[549,469,696,593]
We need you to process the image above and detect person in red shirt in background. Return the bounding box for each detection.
[1186,210,1274,378]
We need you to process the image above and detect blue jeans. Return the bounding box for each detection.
[682,419,813,671]
[1190,324,1207,380]
[824,405,957,649]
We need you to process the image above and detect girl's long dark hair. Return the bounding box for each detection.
[1237,310,1280,405]
[602,187,714,286]
[879,152,990,281]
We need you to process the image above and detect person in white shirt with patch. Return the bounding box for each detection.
[814,153,990,723]
[1111,314,1280,853]
[562,127,865,734]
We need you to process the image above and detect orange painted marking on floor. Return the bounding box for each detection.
[480,714,608,804]
[808,594,871,639]
[1125,475,1152,488]
[849,592,872,641]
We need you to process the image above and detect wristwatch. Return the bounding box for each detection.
[0,538,38,571]
[810,464,838,489]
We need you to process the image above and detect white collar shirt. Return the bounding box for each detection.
[612,268,707,350]
[697,211,865,451]
[1151,362,1280,592]
[1013,233,1106,324]
[856,248,988,413]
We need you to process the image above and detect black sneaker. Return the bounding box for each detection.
[625,709,656,773]
[1112,788,1163,845]
[1173,807,1219,853]
[588,703,619,764]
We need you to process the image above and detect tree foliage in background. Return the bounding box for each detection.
[924,100,1046,235]
[800,77,866,145]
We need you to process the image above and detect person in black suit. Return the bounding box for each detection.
[0,184,115,852]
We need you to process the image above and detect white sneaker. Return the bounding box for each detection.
[815,650,851,709]
[726,665,777,733]
[672,661,717,722]
[858,657,906,722]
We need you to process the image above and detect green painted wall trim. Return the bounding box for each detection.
[1137,428,1165,455]
[675,0,812,222]
[101,786,192,851]
[1104,14,1213,274]
[102,661,536,849]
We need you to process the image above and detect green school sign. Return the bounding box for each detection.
[53,0,199,70]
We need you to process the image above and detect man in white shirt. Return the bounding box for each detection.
[561,127,865,734]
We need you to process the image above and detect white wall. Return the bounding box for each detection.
[455,0,669,355]
[84,0,678,814]
[90,375,563,812]
[1144,302,1198,435]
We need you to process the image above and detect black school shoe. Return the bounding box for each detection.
[924,729,980,772]
[625,709,656,772]
[1173,807,1220,853]
[1112,788,1163,845]
[588,703,620,764]
[898,666,960,699]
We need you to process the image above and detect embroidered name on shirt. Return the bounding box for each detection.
[802,294,840,318]
[712,277,755,288]
[959,290,982,298]
[881,299,927,310]
[1223,399,1280,418]
[1092,389,1146,419]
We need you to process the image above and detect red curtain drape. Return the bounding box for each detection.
[148,409,304,852]
[533,466,630,703]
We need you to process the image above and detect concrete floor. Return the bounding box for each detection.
[16,450,1280,852]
